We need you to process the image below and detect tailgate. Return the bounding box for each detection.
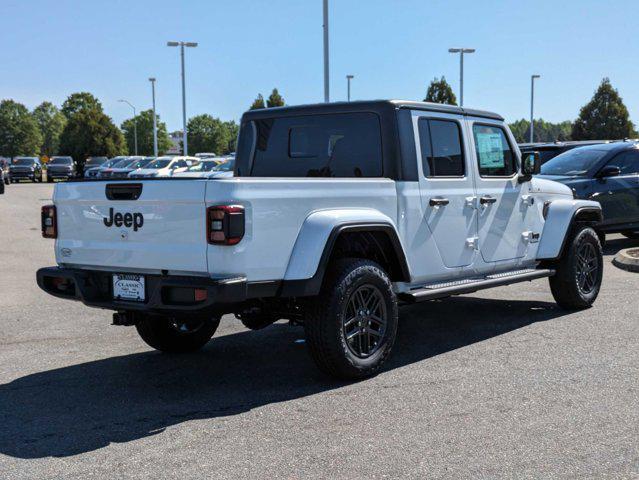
[54,181,208,274]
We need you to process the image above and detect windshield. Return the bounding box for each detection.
[212,159,234,171]
[146,159,171,169]
[49,157,72,165]
[540,148,609,176]
[187,161,216,172]
[111,159,133,168]
[126,159,152,169]
[85,157,107,166]
[14,158,36,166]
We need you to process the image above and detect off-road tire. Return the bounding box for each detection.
[136,314,220,353]
[304,258,398,380]
[549,226,603,310]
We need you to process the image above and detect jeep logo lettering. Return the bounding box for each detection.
[103,207,144,231]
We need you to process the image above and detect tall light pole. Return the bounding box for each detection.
[149,77,158,157]
[346,75,354,101]
[448,47,475,106]
[530,74,541,143]
[118,99,137,155]
[167,41,198,155]
[323,0,330,102]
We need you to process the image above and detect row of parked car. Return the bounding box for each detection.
[85,154,234,180]
[0,153,235,188]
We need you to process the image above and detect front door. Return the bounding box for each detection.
[595,149,639,228]
[469,121,530,263]
[416,113,477,268]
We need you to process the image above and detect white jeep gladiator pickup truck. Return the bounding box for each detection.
[37,100,604,379]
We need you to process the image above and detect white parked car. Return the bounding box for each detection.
[37,100,604,380]
[128,156,196,178]
[173,158,234,178]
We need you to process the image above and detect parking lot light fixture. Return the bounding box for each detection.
[530,74,541,143]
[118,99,137,155]
[448,47,475,106]
[167,41,198,155]
[346,75,354,102]
[149,78,158,157]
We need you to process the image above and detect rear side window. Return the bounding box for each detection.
[418,118,465,177]
[239,112,383,177]
[472,124,517,177]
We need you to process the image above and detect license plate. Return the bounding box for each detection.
[113,274,145,301]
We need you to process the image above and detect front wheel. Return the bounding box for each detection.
[304,258,398,380]
[549,226,603,310]
[135,314,220,353]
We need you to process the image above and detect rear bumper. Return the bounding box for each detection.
[36,266,248,315]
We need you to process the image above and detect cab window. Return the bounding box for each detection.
[472,124,517,177]
[418,118,465,177]
[609,150,639,175]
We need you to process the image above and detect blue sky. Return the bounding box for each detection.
[1,0,638,131]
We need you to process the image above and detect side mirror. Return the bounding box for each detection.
[519,151,540,182]
[597,165,621,178]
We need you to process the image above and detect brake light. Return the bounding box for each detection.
[207,205,245,245]
[41,205,57,238]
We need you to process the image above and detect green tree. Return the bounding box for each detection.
[266,88,285,108]
[250,94,266,110]
[32,102,66,157]
[61,92,102,119]
[58,108,127,165]
[424,76,457,105]
[121,110,172,156]
[572,78,637,140]
[509,119,573,143]
[224,120,239,152]
[0,99,42,158]
[187,114,235,155]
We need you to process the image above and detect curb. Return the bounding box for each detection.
[612,248,639,273]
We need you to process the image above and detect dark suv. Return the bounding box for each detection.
[538,141,639,239]
[520,140,611,165]
[46,156,76,182]
[9,157,43,182]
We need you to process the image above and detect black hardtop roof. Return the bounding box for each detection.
[241,100,503,122]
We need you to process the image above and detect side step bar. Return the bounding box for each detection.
[398,268,555,303]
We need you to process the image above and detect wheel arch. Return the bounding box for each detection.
[537,199,603,261]
[281,210,410,297]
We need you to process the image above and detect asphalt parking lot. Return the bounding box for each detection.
[1,182,638,479]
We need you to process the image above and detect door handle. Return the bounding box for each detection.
[429,198,450,207]
[479,196,497,205]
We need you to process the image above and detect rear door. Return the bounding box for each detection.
[415,112,478,268]
[54,180,209,274]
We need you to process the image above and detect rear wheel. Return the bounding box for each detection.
[135,314,220,353]
[304,258,398,380]
[549,226,603,310]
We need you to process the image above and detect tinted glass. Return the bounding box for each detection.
[49,157,72,165]
[608,150,639,175]
[247,112,383,177]
[85,157,107,166]
[213,159,234,171]
[147,159,171,169]
[14,158,36,166]
[419,118,464,177]
[112,159,132,168]
[473,125,516,177]
[540,147,609,176]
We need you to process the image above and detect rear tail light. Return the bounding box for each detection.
[207,205,245,245]
[41,205,57,238]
